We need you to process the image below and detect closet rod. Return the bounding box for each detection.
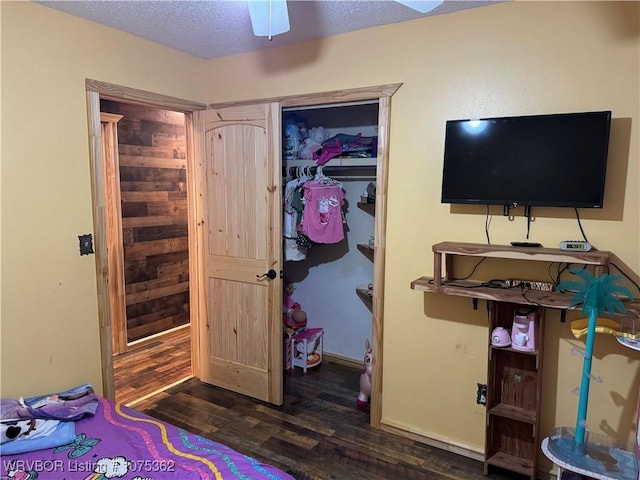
[326,177,376,182]
[283,165,376,178]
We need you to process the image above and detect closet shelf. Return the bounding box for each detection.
[356,285,373,310]
[284,157,377,167]
[357,243,374,261]
[357,202,375,216]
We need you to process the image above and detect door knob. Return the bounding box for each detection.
[257,269,277,280]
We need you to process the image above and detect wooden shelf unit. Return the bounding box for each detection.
[410,241,615,480]
[484,301,545,480]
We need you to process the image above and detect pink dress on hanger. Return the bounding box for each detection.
[300,181,345,244]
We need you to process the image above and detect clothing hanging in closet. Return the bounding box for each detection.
[299,176,345,244]
[283,167,346,262]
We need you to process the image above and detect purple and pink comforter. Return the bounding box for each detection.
[1,396,294,480]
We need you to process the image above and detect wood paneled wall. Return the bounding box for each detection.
[101,101,190,342]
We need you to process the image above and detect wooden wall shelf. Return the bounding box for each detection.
[410,241,614,309]
[429,241,612,266]
[411,278,572,308]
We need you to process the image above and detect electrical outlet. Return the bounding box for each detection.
[476,383,487,405]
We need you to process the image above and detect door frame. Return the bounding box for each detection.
[208,83,401,428]
[86,78,400,430]
[85,78,207,399]
[98,111,127,356]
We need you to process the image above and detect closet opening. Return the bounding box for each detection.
[281,100,379,414]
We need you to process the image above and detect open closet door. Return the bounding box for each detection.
[192,103,283,404]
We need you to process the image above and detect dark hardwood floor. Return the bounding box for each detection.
[113,326,192,406]
[135,359,527,480]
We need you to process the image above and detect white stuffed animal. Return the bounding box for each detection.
[299,126,328,159]
[308,126,327,144]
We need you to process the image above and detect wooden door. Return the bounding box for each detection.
[193,103,283,404]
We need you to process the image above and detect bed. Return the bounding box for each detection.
[0,385,295,480]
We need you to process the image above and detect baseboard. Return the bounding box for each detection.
[322,352,362,370]
[380,419,484,462]
[126,323,191,350]
[380,419,556,480]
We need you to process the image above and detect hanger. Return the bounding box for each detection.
[310,166,343,187]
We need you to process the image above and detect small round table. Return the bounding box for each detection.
[541,437,637,480]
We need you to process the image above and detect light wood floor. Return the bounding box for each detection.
[113,325,192,406]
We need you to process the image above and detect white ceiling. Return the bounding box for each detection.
[37,0,501,59]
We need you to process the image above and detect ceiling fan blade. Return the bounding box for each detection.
[395,0,444,13]
[248,0,290,38]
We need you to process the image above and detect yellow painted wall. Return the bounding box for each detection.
[1,1,208,397]
[2,0,639,473]
[201,0,640,459]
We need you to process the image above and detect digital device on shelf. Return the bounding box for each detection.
[440,110,611,210]
[511,241,542,248]
[559,240,592,251]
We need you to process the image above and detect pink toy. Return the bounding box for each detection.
[356,339,372,408]
[283,280,307,330]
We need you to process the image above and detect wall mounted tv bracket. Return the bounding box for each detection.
[503,204,532,218]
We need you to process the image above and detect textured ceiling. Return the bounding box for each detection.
[37,1,501,59]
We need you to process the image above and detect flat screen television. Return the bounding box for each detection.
[440,110,611,209]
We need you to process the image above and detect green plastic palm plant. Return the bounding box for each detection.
[557,269,634,445]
